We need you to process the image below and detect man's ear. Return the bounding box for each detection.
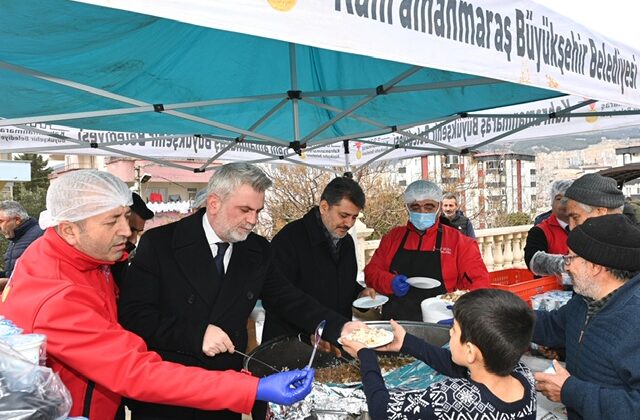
[57,221,80,246]
[588,261,605,277]
[319,199,329,215]
[207,193,221,214]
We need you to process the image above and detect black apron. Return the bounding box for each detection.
[382,226,447,321]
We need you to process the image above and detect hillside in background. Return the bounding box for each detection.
[483,125,640,155]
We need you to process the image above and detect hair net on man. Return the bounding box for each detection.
[39,170,133,229]
[550,180,573,200]
[404,180,443,203]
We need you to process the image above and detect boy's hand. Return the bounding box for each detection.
[339,337,366,358]
[375,319,406,352]
[534,360,570,402]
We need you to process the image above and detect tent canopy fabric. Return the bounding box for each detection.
[1,0,639,170]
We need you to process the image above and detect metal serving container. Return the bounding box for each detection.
[243,321,451,419]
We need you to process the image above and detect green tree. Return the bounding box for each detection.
[13,154,52,197]
[492,211,532,228]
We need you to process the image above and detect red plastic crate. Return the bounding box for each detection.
[489,269,561,306]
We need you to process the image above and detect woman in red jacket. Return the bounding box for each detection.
[364,180,489,321]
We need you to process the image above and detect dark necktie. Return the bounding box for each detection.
[214,242,229,278]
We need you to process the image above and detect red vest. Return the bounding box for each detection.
[538,214,568,255]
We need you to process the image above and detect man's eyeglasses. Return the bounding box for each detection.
[562,254,579,265]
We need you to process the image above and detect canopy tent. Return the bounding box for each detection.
[3,96,640,169]
[1,0,640,172]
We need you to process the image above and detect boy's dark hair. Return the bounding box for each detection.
[453,289,534,376]
[320,177,366,209]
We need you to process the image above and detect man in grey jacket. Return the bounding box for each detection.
[0,200,44,290]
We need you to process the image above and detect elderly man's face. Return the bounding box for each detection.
[319,198,361,239]
[564,249,601,299]
[207,184,264,243]
[0,211,22,239]
[566,199,607,230]
[63,206,132,262]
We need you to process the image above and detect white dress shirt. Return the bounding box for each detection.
[202,214,232,272]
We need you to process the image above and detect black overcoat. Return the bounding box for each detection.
[118,209,346,420]
[262,207,362,341]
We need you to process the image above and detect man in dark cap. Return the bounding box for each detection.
[529,174,625,281]
[532,214,640,420]
[112,192,154,286]
[563,173,624,230]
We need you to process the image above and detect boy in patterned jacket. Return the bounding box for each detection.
[341,289,536,420]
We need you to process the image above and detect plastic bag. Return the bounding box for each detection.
[0,342,71,420]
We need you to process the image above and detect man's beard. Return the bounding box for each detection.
[570,272,601,299]
[222,224,255,243]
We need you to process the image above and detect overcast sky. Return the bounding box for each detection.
[534,0,640,50]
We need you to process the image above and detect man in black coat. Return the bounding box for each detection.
[111,192,154,287]
[118,163,362,420]
[0,200,44,290]
[262,177,375,342]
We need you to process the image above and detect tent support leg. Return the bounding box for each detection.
[289,43,301,143]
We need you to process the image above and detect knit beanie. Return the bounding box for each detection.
[567,214,640,271]
[564,174,624,209]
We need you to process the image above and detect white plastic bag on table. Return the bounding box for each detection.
[0,342,71,419]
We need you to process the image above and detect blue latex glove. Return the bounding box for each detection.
[437,318,454,326]
[256,368,314,405]
[391,274,410,297]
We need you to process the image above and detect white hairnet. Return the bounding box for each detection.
[404,180,443,203]
[39,170,133,229]
[550,180,573,199]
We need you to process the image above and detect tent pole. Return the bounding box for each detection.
[301,97,461,152]
[301,66,421,143]
[469,99,597,149]
[289,43,301,142]
[343,140,352,176]
[197,99,290,171]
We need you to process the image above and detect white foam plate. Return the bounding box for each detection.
[407,277,442,289]
[352,295,389,309]
[338,329,394,348]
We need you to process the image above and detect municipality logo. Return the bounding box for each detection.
[267,0,297,12]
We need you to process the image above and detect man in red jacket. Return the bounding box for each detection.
[0,170,313,420]
[364,180,489,321]
[524,180,573,271]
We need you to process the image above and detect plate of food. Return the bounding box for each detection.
[352,295,389,309]
[338,327,394,348]
[406,277,442,289]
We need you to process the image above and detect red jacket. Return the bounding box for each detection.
[0,229,258,419]
[364,220,490,295]
[537,214,569,255]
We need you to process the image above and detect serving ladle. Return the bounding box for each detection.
[307,319,327,368]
